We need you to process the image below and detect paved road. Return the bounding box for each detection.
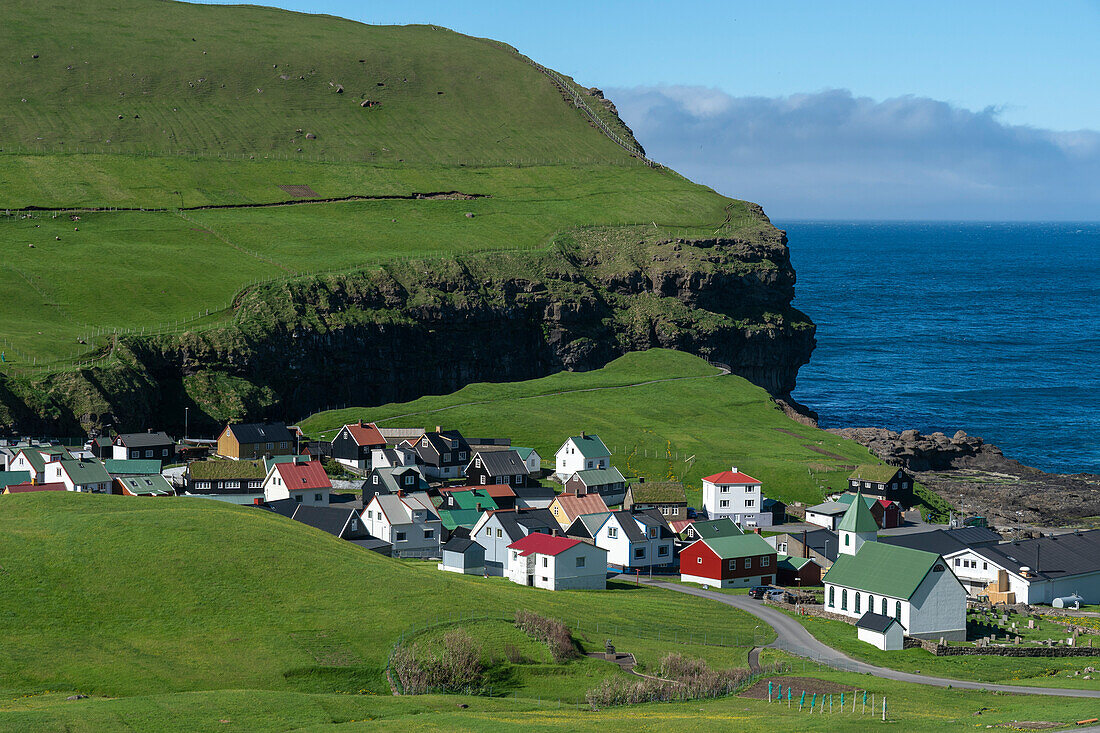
[642,579,1100,699]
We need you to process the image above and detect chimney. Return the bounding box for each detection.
[731,466,738,473]
[397,489,404,498]
[754,527,761,534]
[147,428,154,433]
[638,477,645,483]
[435,425,442,433]
[580,431,586,438]
[476,503,483,512]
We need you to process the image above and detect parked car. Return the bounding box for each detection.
[765,589,790,603]
[749,585,774,599]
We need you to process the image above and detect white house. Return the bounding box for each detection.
[822,494,966,641]
[262,458,331,505]
[9,448,68,484]
[555,433,610,480]
[944,530,1100,605]
[46,458,112,493]
[513,447,542,475]
[701,467,771,527]
[568,510,675,572]
[471,508,559,575]
[505,533,607,590]
[856,612,905,651]
[371,446,417,469]
[804,501,848,531]
[362,491,441,558]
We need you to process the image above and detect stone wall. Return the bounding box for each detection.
[906,636,1099,657]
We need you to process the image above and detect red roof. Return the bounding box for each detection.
[877,499,898,509]
[553,493,609,519]
[702,470,760,485]
[669,519,695,533]
[4,482,65,493]
[274,460,331,491]
[344,422,386,447]
[440,484,516,498]
[507,533,581,557]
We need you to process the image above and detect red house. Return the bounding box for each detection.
[679,533,777,589]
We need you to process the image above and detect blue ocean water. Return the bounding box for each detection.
[780,221,1100,475]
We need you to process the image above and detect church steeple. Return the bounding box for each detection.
[837,490,878,556]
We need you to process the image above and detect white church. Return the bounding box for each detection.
[821,492,967,642]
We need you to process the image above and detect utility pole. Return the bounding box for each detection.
[184,407,189,444]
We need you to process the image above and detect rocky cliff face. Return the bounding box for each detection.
[0,216,815,435]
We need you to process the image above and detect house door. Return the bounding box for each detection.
[527,575,534,587]
[761,576,772,585]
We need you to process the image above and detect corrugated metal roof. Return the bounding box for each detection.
[822,542,943,599]
[508,533,582,557]
[837,492,878,533]
[698,533,774,559]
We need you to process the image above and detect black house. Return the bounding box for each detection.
[848,465,914,505]
[464,449,531,488]
[112,431,175,466]
[330,421,387,469]
[408,428,471,481]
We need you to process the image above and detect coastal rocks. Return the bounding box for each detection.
[827,427,1004,472]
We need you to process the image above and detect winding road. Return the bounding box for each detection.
[641,579,1100,699]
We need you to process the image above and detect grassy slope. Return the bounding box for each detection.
[301,350,877,507]
[0,492,767,699]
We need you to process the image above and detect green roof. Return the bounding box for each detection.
[264,455,310,473]
[59,459,111,485]
[572,467,624,486]
[104,459,162,476]
[437,508,484,531]
[569,434,610,460]
[449,489,498,512]
[849,465,901,484]
[17,450,46,473]
[117,475,173,495]
[700,533,774,559]
[837,491,878,533]
[835,493,877,510]
[188,460,267,480]
[822,542,942,600]
[0,471,31,490]
[512,447,536,461]
[628,481,686,505]
[686,518,744,539]
[777,554,813,571]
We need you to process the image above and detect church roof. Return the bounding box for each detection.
[822,542,945,600]
[837,491,878,533]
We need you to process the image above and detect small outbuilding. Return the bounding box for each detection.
[856,612,905,651]
[776,554,822,587]
[438,537,486,575]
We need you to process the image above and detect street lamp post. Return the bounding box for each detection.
[184,407,189,443]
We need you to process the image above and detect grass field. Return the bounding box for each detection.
[302,349,879,506]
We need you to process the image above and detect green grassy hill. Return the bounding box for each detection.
[302,349,879,507]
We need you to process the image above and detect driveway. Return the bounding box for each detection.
[641,579,1100,699]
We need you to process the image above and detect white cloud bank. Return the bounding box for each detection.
[609,87,1100,220]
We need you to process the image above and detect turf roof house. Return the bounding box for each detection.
[505,533,608,590]
[362,491,441,558]
[183,459,267,503]
[405,429,471,480]
[330,421,387,470]
[848,465,914,505]
[680,533,778,589]
[46,458,112,493]
[548,492,610,530]
[471,507,559,575]
[622,480,688,520]
[464,449,532,488]
[554,433,611,480]
[262,457,332,506]
[701,467,771,527]
[566,510,676,572]
[216,422,294,461]
[112,431,174,466]
[822,494,966,641]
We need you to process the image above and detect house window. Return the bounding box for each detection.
[496,529,502,538]
[444,453,452,463]
[745,557,751,569]
[512,551,519,561]
[351,519,358,531]
[881,597,888,615]
[728,559,735,569]
[404,475,414,486]
[162,448,169,457]
[295,495,303,503]
[777,542,788,553]
[868,594,874,611]
[542,557,548,567]
[844,534,850,546]
[225,481,240,489]
[719,500,729,508]
[658,545,670,557]
[608,527,618,539]
[314,493,322,502]
[828,586,835,607]
[459,452,466,460]
[248,481,261,489]
[895,601,902,619]
[587,460,593,469]
[902,481,909,489]
[983,562,988,570]
[485,527,491,536]
[697,557,703,564]
[761,556,770,567]
[634,548,646,560]
[423,529,433,540]
[280,442,287,449]
[841,589,848,611]
[745,499,754,507]
[395,531,406,542]
[368,510,373,519]
[954,558,961,566]
[474,457,481,468]
[855,593,861,614]
[647,527,657,538]
[496,476,504,484]
[576,556,586,568]
[266,443,274,449]
[145,449,154,458]
[195,481,211,489]
[720,486,729,493]
[660,507,670,515]
[131,450,139,459]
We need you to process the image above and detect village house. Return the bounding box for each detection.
[436,488,499,538]
[847,465,914,505]
[471,507,559,575]
[112,431,174,466]
[183,459,267,503]
[856,613,905,651]
[9,447,69,484]
[330,421,387,469]
[563,467,627,504]
[765,528,839,569]
[0,470,31,492]
[464,449,532,488]
[438,536,486,575]
[511,483,557,509]
[406,429,471,480]
[285,505,371,541]
[47,458,112,493]
[362,491,441,558]
[679,516,744,544]
[439,483,517,511]
[623,480,688,520]
[217,423,294,460]
[505,533,608,590]
[548,492,610,530]
[822,494,966,640]
[776,555,823,586]
[114,474,174,496]
[262,457,331,505]
[554,433,611,480]
[880,525,1003,578]
[835,492,903,529]
[680,533,778,589]
[566,510,675,572]
[370,446,417,470]
[363,464,429,500]
[804,500,849,531]
[104,458,163,477]
[512,447,542,475]
[3,482,66,494]
[701,467,771,527]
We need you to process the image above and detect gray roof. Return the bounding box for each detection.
[568,512,612,539]
[115,431,173,448]
[227,422,293,445]
[442,537,481,554]
[881,530,967,557]
[116,475,173,495]
[364,466,427,495]
[944,526,1002,546]
[806,501,849,516]
[494,508,558,541]
[373,492,438,524]
[856,612,901,633]
[291,505,363,538]
[974,530,1100,581]
[469,449,529,476]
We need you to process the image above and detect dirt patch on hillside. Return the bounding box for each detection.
[278,184,320,198]
[740,676,854,699]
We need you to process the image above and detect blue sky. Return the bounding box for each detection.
[190,1,1100,219]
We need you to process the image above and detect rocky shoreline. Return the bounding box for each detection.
[827,427,1100,528]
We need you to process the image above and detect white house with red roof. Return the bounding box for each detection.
[505,533,607,590]
[331,421,387,469]
[262,457,332,505]
[701,466,772,527]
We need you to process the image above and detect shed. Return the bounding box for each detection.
[856,612,905,651]
[439,537,486,574]
[776,554,822,587]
